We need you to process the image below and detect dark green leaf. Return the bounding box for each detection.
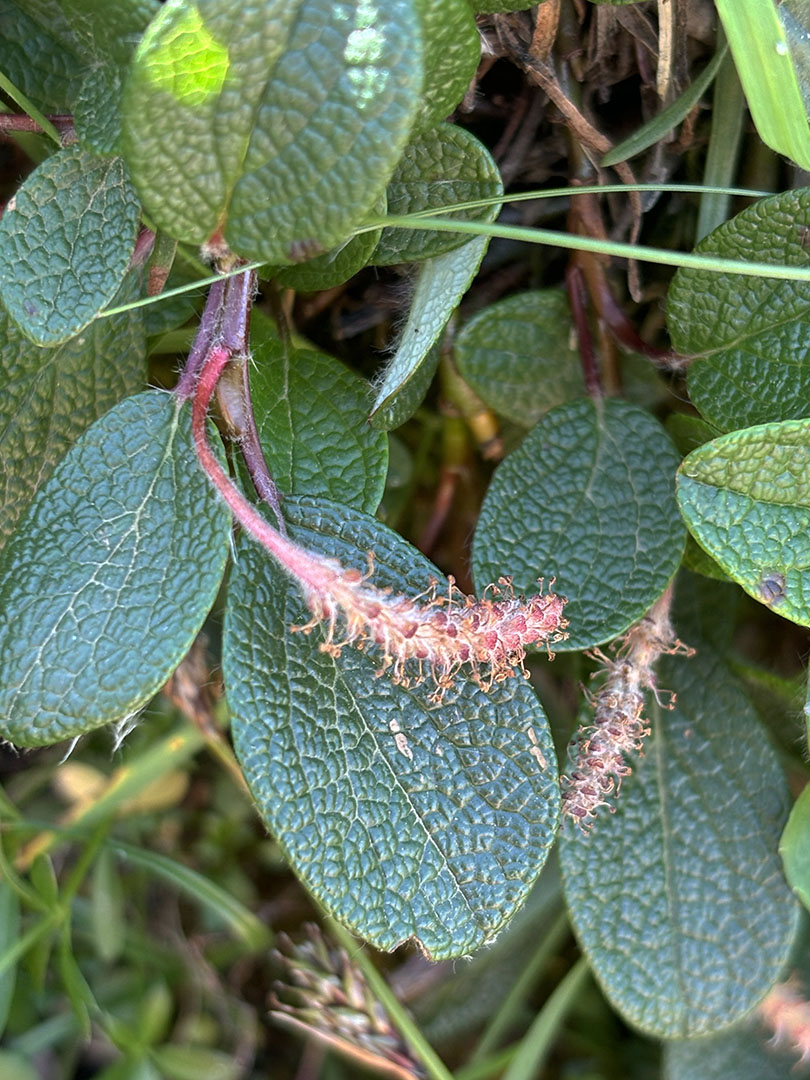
[374,349,440,433]
[560,641,798,1038]
[665,413,720,456]
[53,0,159,63]
[454,290,585,426]
[369,235,488,427]
[620,351,672,412]
[0,391,231,746]
[677,418,810,627]
[681,536,730,582]
[72,65,126,154]
[672,571,741,664]
[223,495,560,959]
[11,0,158,151]
[0,146,140,345]
[668,188,810,430]
[0,279,146,555]
[781,783,810,913]
[373,124,502,265]
[248,334,388,513]
[415,0,480,132]
[59,0,160,151]
[274,219,383,292]
[122,0,422,262]
[664,1024,803,1080]
[0,5,82,112]
[473,398,685,651]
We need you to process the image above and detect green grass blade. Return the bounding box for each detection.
[602,43,729,167]
[471,910,569,1063]
[500,957,590,1080]
[716,0,810,168]
[370,213,810,282]
[111,842,272,951]
[696,48,747,240]
[0,71,61,145]
[0,911,60,981]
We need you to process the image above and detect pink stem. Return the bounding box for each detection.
[175,278,226,401]
[191,344,322,591]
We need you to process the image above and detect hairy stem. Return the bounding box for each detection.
[178,268,285,528]
[175,277,227,401]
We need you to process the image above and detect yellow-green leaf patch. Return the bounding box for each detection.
[677,418,810,626]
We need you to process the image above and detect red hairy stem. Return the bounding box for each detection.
[191,344,569,698]
[175,277,227,401]
[180,268,285,530]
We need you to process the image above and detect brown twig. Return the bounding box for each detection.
[0,112,74,136]
[565,262,602,398]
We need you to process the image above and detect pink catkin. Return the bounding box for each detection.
[292,565,568,697]
[757,977,810,1067]
[191,346,568,699]
[561,587,692,829]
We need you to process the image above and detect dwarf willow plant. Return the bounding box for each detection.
[2,0,810,1076]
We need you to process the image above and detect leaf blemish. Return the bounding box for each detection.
[758,571,787,606]
[527,726,547,769]
[388,718,413,761]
